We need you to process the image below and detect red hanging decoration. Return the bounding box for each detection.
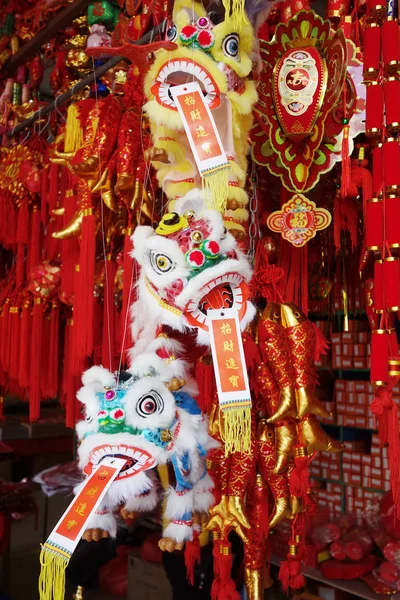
[29,298,43,421]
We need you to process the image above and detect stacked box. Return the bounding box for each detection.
[368,434,391,492]
[346,485,383,521]
[331,329,371,369]
[310,451,340,481]
[311,481,342,518]
[335,380,375,429]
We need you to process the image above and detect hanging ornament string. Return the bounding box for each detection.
[92,56,112,370]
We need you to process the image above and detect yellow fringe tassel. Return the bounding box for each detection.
[221,405,251,456]
[222,0,249,31]
[64,104,83,153]
[39,545,70,600]
[202,168,229,213]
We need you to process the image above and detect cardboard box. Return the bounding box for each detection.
[128,555,173,600]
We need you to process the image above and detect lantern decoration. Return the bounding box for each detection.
[252,11,349,196]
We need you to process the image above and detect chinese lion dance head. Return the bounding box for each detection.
[130,208,255,351]
[76,353,215,545]
[144,0,257,130]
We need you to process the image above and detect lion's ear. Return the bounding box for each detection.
[81,365,116,391]
[131,226,154,265]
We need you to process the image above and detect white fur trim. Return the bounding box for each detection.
[163,521,193,542]
[193,489,215,513]
[81,366,116,391]
[193,473,215,512]
[123,483,159,513]
[127,352,172,383]
[164,486,194,520]
[106,471,154,509]
[86,511,117,538]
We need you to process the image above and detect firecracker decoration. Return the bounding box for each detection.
[266,194,332,247]
[360,0,400,519]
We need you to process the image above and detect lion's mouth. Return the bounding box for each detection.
[183,273,249,330]
[84,444,156,480]
[151,59,220,110]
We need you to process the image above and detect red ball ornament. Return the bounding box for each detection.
[262,236,277,263]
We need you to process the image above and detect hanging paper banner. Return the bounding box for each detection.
[39,456,126,600]
[169,82,229,178]
[266,193,331,247]
[207,308,251,455]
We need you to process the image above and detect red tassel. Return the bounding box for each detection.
[341,124,351,198]
[19,301,31,389]
[184,534,201,586]
[63,319,80,428]
[29,299,43,421]
[120,232,135,360]
[73,210,96,360]
[278,557,291,592]
[8,306,20,382]
[41,165,48,224]
[16,244,25,287]
[40,311,51,398]
[211,540,240,600]
[60,179,79,302]
[28,207,42,273]
[279,548,306,592]
[46,302,59,399]
[0,301,10,372]
[47,163,59,212]
[195,359,214,414]
[371,386,400,517]
[289,446,311,506]
[102,257,117,371]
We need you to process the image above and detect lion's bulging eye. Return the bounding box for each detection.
[136,392,164,418]
[166,24,177,41]
[223,34,239,58]
[150,251,174,274]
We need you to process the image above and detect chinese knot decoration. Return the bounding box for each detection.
[267,194,332,247]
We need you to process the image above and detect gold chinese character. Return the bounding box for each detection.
[287,69,309,87]
[220,322,232,335]
[201,142,212,154]
[75,502,87,517]
[195,125,209,138]
[99,469,109,477]
[225,357,239,370]
[66,520,78,532]
[223,340,234,352]
[190,109,201,121]
[184,95,195,106]
[86,486,99,498]
[290,211,307,229]
[229,375,239,388]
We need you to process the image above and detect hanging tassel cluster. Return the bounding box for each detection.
[184,532,201,586]
[211,538,240,600]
